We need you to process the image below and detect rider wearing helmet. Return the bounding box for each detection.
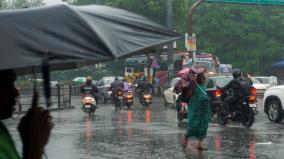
[80,76,99,103]
[221,69,249,116]
[110,76,124,101]
[137,77,152,103]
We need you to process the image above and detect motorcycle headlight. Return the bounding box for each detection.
[143,94,151,99]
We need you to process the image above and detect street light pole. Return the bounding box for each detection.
[167,0,174,80]
[187,0,204,66]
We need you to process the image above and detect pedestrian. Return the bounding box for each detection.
[0,69,53,159]
[182,72,211,150]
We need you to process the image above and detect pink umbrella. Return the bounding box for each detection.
[177,67,191,79]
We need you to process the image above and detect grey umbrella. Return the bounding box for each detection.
[0,4,181,107]
[0,4,181,74]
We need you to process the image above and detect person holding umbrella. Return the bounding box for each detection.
[0,70,53,159]
[182,68,211,151]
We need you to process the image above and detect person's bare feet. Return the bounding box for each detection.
[182,137,188,149]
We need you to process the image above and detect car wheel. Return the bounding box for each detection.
[267,99,284,123]
[164,96,168,107]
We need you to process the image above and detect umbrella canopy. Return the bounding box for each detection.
[72,77,86,83]
[0,4,181,74]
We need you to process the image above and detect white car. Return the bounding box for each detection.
[263,85,284,123]
[163,77,181,107]
[253,76,277,88]
[252,78,269,95]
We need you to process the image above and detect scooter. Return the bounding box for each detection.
[82,95,96,116]
[140,91,152,110]
[123,90,134,109]
[114,89,123,111]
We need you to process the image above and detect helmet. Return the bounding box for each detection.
[232,69,242,79]
[86,76,92,83]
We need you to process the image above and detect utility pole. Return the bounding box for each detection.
[166,0,174,80]
[187,0,204,66]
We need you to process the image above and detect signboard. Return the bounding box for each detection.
[206,0,284,5]
[186,33,196,51]
[219,64,233,73]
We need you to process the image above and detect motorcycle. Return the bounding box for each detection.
[114,89,123,111]
[82,95,96,116]
[217,87,257,127]
[140,91,152,110]
[123,90,134,109]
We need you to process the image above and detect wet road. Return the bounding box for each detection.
[4,96,284,159]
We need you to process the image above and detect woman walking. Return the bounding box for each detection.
[182,73,211,150]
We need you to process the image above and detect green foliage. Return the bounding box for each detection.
[64,0,284,75]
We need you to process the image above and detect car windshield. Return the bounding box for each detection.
[214,77,233,87]
[254,78,269,84]
[105,79,114,85]
[252,78,261,84]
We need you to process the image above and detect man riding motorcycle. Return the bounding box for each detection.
[137,77,152,104]
[110,77,124,103]
[80,76,99,111]
[220,69,251,117]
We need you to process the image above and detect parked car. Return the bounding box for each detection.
[97,76,123,103]
[263,85,284,123]
[253,76,277,88]
[163,77,181,107]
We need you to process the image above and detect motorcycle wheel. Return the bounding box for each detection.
[217,106,228,126]
[127,103,131,110]
[241,106,254,128]
[87,108,92,116]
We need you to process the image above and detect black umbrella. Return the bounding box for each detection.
[0,4,181,107]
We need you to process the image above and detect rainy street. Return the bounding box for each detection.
[4,96,284,159]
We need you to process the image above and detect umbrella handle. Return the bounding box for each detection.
[42,54,51,108]
[31,67,38,109]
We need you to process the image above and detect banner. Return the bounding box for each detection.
[186,33,196,51]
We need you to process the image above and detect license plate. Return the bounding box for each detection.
[118,96,123,99]
[127,100,133,102]
[145,99,150,102]
[250,104,257,108]
[85,105,91,108]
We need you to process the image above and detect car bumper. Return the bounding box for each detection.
[250,103,259,114]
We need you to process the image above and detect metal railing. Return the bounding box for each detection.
[18,85,72,111]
